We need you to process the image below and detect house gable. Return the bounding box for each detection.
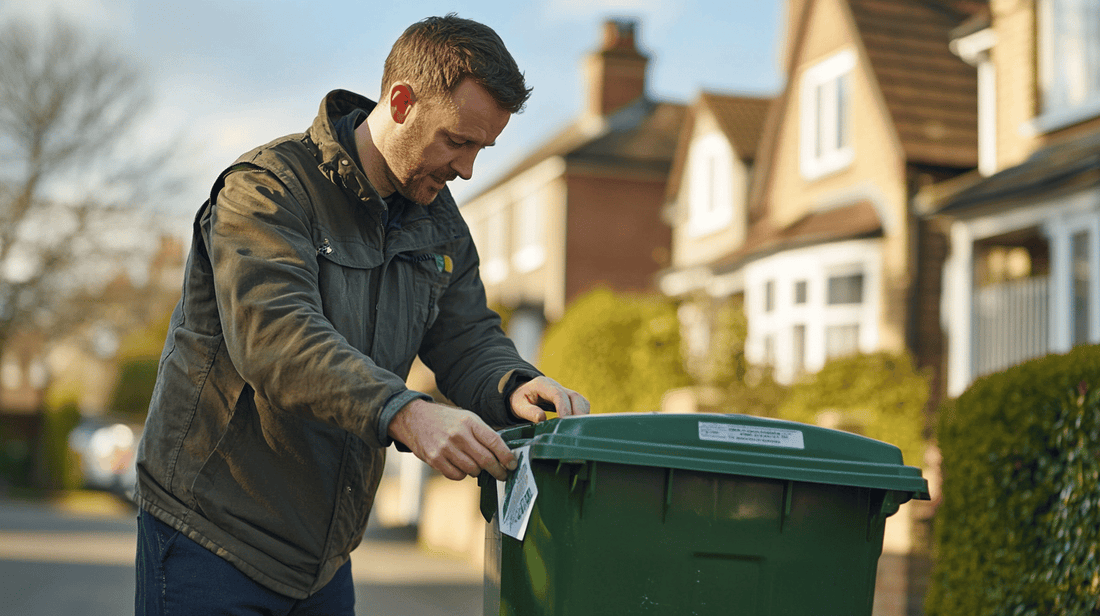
[666,93,771,272]
[763,0,908,233]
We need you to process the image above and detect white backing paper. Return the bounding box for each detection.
[497,445,537,540]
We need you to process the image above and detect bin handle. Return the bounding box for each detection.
[478,471,498,524]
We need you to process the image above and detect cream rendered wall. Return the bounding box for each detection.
[669,108,750,270]
[460,157,568,319]
[990,0,1041,169]
[763,0,910,352]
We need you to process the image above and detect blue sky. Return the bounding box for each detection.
[2,0,783,221]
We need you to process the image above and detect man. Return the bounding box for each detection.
[135,14,589,615]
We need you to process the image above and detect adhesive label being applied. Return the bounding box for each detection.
[497,445,537,541]
[698,421,805,450]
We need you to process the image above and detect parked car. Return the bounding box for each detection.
[68,418,141,501]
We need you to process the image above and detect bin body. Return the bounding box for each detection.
[481,413,929,616]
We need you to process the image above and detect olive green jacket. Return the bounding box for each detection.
[135,90,538,598]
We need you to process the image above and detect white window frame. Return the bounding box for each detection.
[1034,0,1100,132]
[744,240,881,384]
[1048,211,1100,351]
[799,49,856,180]
[512,190,545,273]
[481,205,509,284]
[952,28,999,175]
[944,192,1100,397]
[686,133,735,237]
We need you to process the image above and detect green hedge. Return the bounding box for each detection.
[928,345,1100,616]
[538,288,691,414]
[776,351,928,467]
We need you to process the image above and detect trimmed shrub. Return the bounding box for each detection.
[701,296,788,417]
[776,351,929,467]
[41,401,82,490]
[927,345,1100,616]
[108,357,160,419]
[538,288,691,414]
[108,313,172,420]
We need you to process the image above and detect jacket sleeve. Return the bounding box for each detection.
[416,221,543,429]
[207,168,410,449]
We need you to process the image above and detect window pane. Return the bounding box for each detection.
[793,324,806,376]
[825,324,860,359]
[517,194,541,250]
[827,273,864,304]
[794,280,808,305]
[836,73,850,150]
[706,155,718,214]
[1042,0,1100,112]
[763,334,775,366]
[1073,230,1090,345]
[764,280,775,312]
[814,82,827,158]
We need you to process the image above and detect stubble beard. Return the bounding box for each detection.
[387,137,445,206]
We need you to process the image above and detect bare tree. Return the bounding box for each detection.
[0,15,180,360]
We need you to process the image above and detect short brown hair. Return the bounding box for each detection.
[381,14,532,114]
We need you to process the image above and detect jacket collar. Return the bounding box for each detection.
[309,89,387,208]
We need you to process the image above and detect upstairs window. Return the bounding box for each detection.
[513,192,545,273]
[800,50,855,179]
[481,207,508,284]
[687,133,734,237]
[1038,0,1100,128]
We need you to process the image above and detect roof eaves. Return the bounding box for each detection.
[933,133,1100,215]
[713,201,884,273]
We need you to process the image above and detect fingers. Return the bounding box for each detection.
[566,390,591,416]
[468,420,516,481]
[512,401,547,424]
[509,376,592,420]
[421,411,516,482]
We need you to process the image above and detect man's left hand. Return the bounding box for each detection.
[509,376,590,423]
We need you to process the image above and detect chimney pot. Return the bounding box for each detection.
[585,19,649,117]
[603,20,637,51]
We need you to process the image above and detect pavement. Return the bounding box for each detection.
[0,490,485,616]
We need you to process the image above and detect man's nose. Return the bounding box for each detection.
[452,149,476,181]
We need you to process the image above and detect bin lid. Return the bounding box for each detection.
[500,413,929,499]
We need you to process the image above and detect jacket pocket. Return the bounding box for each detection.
[388,253,452,368]
[314,234,383,352]
[191,391,345,571]
[409,253,453,331]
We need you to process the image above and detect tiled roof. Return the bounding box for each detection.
[700,92,772,160]
[569,99,687,170]
[934,130,1100,215]
[713,200,884,272]
[665,92,772,204]
[465,97,685,202]
[848,0,979,168]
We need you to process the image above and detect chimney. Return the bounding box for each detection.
[583,19,649,117]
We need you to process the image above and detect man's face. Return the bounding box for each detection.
[383,79,511,205]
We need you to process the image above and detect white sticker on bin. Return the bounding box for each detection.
[698,421,805,449]
[497,445,537,541]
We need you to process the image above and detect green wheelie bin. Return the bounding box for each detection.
[479,412,929,615]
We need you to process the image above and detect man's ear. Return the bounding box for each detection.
[389,84,414,124]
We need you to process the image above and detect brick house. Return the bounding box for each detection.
[459,19,685,361]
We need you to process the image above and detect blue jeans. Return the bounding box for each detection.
[135,509,355,615]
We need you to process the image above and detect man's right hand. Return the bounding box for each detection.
[388,399,517,481]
